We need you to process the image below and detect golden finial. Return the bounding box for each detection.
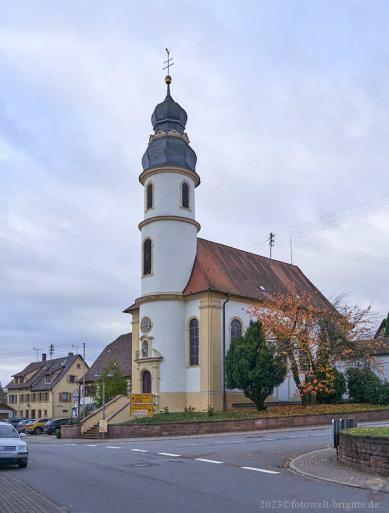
[163,48,174,88]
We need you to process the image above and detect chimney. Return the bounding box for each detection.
[42,353,47,362]
[68,352,74,357]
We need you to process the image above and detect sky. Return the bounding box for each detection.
[1,0,388,385]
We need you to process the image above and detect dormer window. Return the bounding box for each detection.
[44,376,51,384]
[181,182,190,209]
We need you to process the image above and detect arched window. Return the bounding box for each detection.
[142,370,152,393]
[146,182,153,210]
[189,318,199,366]
[181,182,190,209]
[231,319,242,341]
[143,239,152,275]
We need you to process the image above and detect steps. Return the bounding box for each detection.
[79,424,101,439]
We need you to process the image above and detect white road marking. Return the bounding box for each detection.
[65,443,77,446]
[131,448,148,453]
[241,466,279,474]
[195,458,224,464]
[157,452,181,457]
[86,444,97,447]
[106,446,121,449]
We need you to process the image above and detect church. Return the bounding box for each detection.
[124,73,331,412]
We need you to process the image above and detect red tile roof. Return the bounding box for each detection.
[183,238,333,310]
[83,333,132,383]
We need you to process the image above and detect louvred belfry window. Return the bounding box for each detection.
[182,182,190,208]
[189,319,199,366]
[143,238,152,275]
[146,182,153,210]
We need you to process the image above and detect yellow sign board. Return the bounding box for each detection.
[99,419,108,433]
[130,393,153,405]
[131,404,153,417]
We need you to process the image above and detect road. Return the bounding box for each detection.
[2,425,388,513]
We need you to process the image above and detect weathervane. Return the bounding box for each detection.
[163,48,174,88]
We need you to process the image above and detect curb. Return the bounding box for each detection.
[289,448,389,494]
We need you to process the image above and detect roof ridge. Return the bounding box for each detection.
[198,237,297,267]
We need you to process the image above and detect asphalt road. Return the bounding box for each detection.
[2,425,389,513]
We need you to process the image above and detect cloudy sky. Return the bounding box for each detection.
[1,0,388,385]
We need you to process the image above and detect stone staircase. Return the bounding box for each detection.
[80,423,100,439]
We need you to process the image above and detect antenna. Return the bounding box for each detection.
[290,235,293,265]
[269,232,275,259]
[49,343,55,359]
[163,48,174,77]
[72,343,79,355]
[33,347,43,361]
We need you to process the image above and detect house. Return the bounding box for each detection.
[7,353,88,419]
[82,333,132,400]
[0,403,14,420]
[374,314,389,381]
[123,73,333,412]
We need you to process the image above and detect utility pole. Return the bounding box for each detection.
[290,235,293,265]
[82,342,86,419]
[269,232,275,259]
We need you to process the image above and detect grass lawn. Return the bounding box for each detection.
[132,403,389,424]
[345,427,389,437]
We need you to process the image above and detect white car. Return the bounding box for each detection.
[0,421,29,468]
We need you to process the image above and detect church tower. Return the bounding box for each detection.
[130,72,201,409]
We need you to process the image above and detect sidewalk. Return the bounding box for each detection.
[0,472,65,513]
[289,447,389,493]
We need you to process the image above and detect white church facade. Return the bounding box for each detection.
[125,75,331,412]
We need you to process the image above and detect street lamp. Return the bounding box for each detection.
[95,371,114,421]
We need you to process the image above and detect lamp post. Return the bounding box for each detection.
[95,371,114,422]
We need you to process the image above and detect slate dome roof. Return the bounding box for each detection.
[142,83,197,172]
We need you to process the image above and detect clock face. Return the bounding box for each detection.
[140,316,152,333]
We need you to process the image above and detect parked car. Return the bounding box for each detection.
[0,421,29,468]
[25,418,49,435]
[44,418,73,436]
[6,417,26,428]
[17,419,35,433]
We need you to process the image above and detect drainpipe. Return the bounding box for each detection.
[222,294,230,411]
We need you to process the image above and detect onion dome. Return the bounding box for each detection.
[142,77,197,172]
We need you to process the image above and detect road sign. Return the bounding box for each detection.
[130,393,153,405]
[99,419,108,433]
[131,404,153,417]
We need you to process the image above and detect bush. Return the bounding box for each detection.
[316,369,346,404]
[378,381,389,405]
[346,367,381,403]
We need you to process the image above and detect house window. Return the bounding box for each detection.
[146,182,154,210]
[59,392,71,402]
[68,375,76,383]
[143,238,152,275]
[181,182,190,209]
[77,363,81,369]
[142,370,152,393]
[189,318,199,366]
[231,319,243,341]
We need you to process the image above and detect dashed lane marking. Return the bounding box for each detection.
[194,458,224,464]
[86,444,98,447]
[106,446,121,449]
[131,448,148,452]
[157,452,181,457]
[241,466,280,474]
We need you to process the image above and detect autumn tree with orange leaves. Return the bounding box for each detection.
[250,293,379,405]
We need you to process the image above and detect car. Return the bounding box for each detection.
[17,419,35,433]
[0,421,29,468]
[44,418,73,436]
[25,418,49,435]
[6,417,27,428]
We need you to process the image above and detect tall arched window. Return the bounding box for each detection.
[231,319,242,341]
[146,182,154,210]
[143,238,152,275]
[181,182,190,209]
[142,370,152,393]
[189,318,199,366]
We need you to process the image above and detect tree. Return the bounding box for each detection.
[316,369,346,404]
[384,313,389,337]
[225,320,287,410]
[96,361,128,407]
[250,293,379,405]
[0,382,6,404]
[346,367,381,403]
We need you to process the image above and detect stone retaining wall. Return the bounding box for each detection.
[60,409,389,439]
[339,432,389,476]
[107,409,389,439]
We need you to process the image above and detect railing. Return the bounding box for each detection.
[80,394,129,433]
